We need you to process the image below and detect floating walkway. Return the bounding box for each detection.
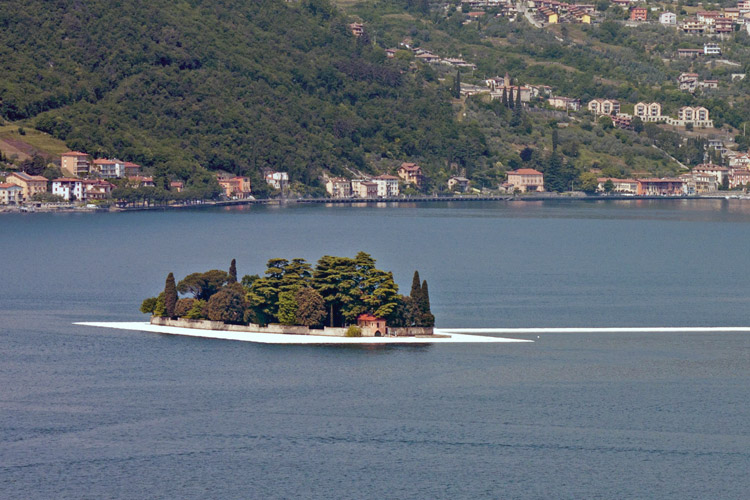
[75,322,533,345]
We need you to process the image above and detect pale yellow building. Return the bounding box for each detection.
[6,172,48,201]
[60,151,91,177]
[0,183,23,204]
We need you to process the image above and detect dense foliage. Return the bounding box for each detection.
[141,254,434,328]
[0,0,486,189]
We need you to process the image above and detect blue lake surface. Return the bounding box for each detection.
[2,199,750,498]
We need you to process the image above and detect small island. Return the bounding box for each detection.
[141,252,440,338]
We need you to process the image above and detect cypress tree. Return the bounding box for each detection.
[515,87,522,109]
[420,280,431,315]
[508,88,514,109]
[452,70,461,99]
[164,272,177,318]
[410,271,421,299]
[420,279,435,327]
[501,88,508,107]
[229,258,237,283]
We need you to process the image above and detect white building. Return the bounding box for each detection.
[93,158,126,179]
[0,183,23,205]
[52,178,85,201]
[704,43,721,56]
[634,102,662,122]
[659,12,676,25]
[264,171,289,191]
[588,99,620,116]
[372,175,400,198]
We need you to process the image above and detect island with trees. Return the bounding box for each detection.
[141,253,439,338]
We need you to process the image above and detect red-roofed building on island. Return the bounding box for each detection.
[506,169,545,193]
[357,314,387,337]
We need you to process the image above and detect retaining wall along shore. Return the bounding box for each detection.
[150,317,434,337]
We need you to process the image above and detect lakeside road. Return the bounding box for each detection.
[3,193,750,214]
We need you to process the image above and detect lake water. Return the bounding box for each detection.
[2,199,750,498]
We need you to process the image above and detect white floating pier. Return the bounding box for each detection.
[74,322,533,344]
[442,326,750,334]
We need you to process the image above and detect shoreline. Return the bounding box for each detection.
[75,321,534,344]
[3,193,749,214]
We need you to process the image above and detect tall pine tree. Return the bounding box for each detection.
[452,70,461,99]
[164,272,177,318]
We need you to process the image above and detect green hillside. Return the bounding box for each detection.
[0,0,484,192]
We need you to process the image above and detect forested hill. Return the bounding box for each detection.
[0,0,484,191]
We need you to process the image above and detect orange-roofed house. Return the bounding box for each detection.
[630,7,647,21]
[60,151,91,177]
[507,169,544,192]
[170,181,184,193]
[6,172,49,201]
[123,162,141,176]
[357,313,387,337]
[93,158,126,179]
[398,162,424,188]
[218,176,252,198]
[84,179,114,200]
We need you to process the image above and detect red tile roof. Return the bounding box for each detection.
[357,313,381,321]
[62,151,89,157]
[510,168,543,175]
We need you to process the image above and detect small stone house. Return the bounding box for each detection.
[357,313,387,337]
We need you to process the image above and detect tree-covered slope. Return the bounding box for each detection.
[0,0,485,190]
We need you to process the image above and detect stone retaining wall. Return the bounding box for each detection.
[150,317,434,337]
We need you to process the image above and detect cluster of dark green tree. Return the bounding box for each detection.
[141,253,434,328]
[1,0,487,191]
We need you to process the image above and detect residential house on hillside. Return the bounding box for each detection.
[6,172,48,201]
[660,12,677,25]
[61,151,91,177]
[84,179,114,200]
[123,162,141,176]
[506,169,544,192]
[349,22,364,37]
[692,164,730,185]
[52,178,84,201]
[588,99,620,116]
[448,176,470,192]
[704,43,721,55]
[218,176,252,198]
[93,158,125,179]
[630,7,647,21]
[372,175,400,198]
[353,180,378,198]
[0,183,23,205]
[634,102,662,122]
[677,106,713,127]
[170,181,184,193]
[678,48,704,58]
[548,96,581,111]
[325,177,352,198]
[264,171,289,191]
[398,162,424,188]
[128,176,155,187]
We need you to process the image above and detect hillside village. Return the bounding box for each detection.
[2,0,750,208]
